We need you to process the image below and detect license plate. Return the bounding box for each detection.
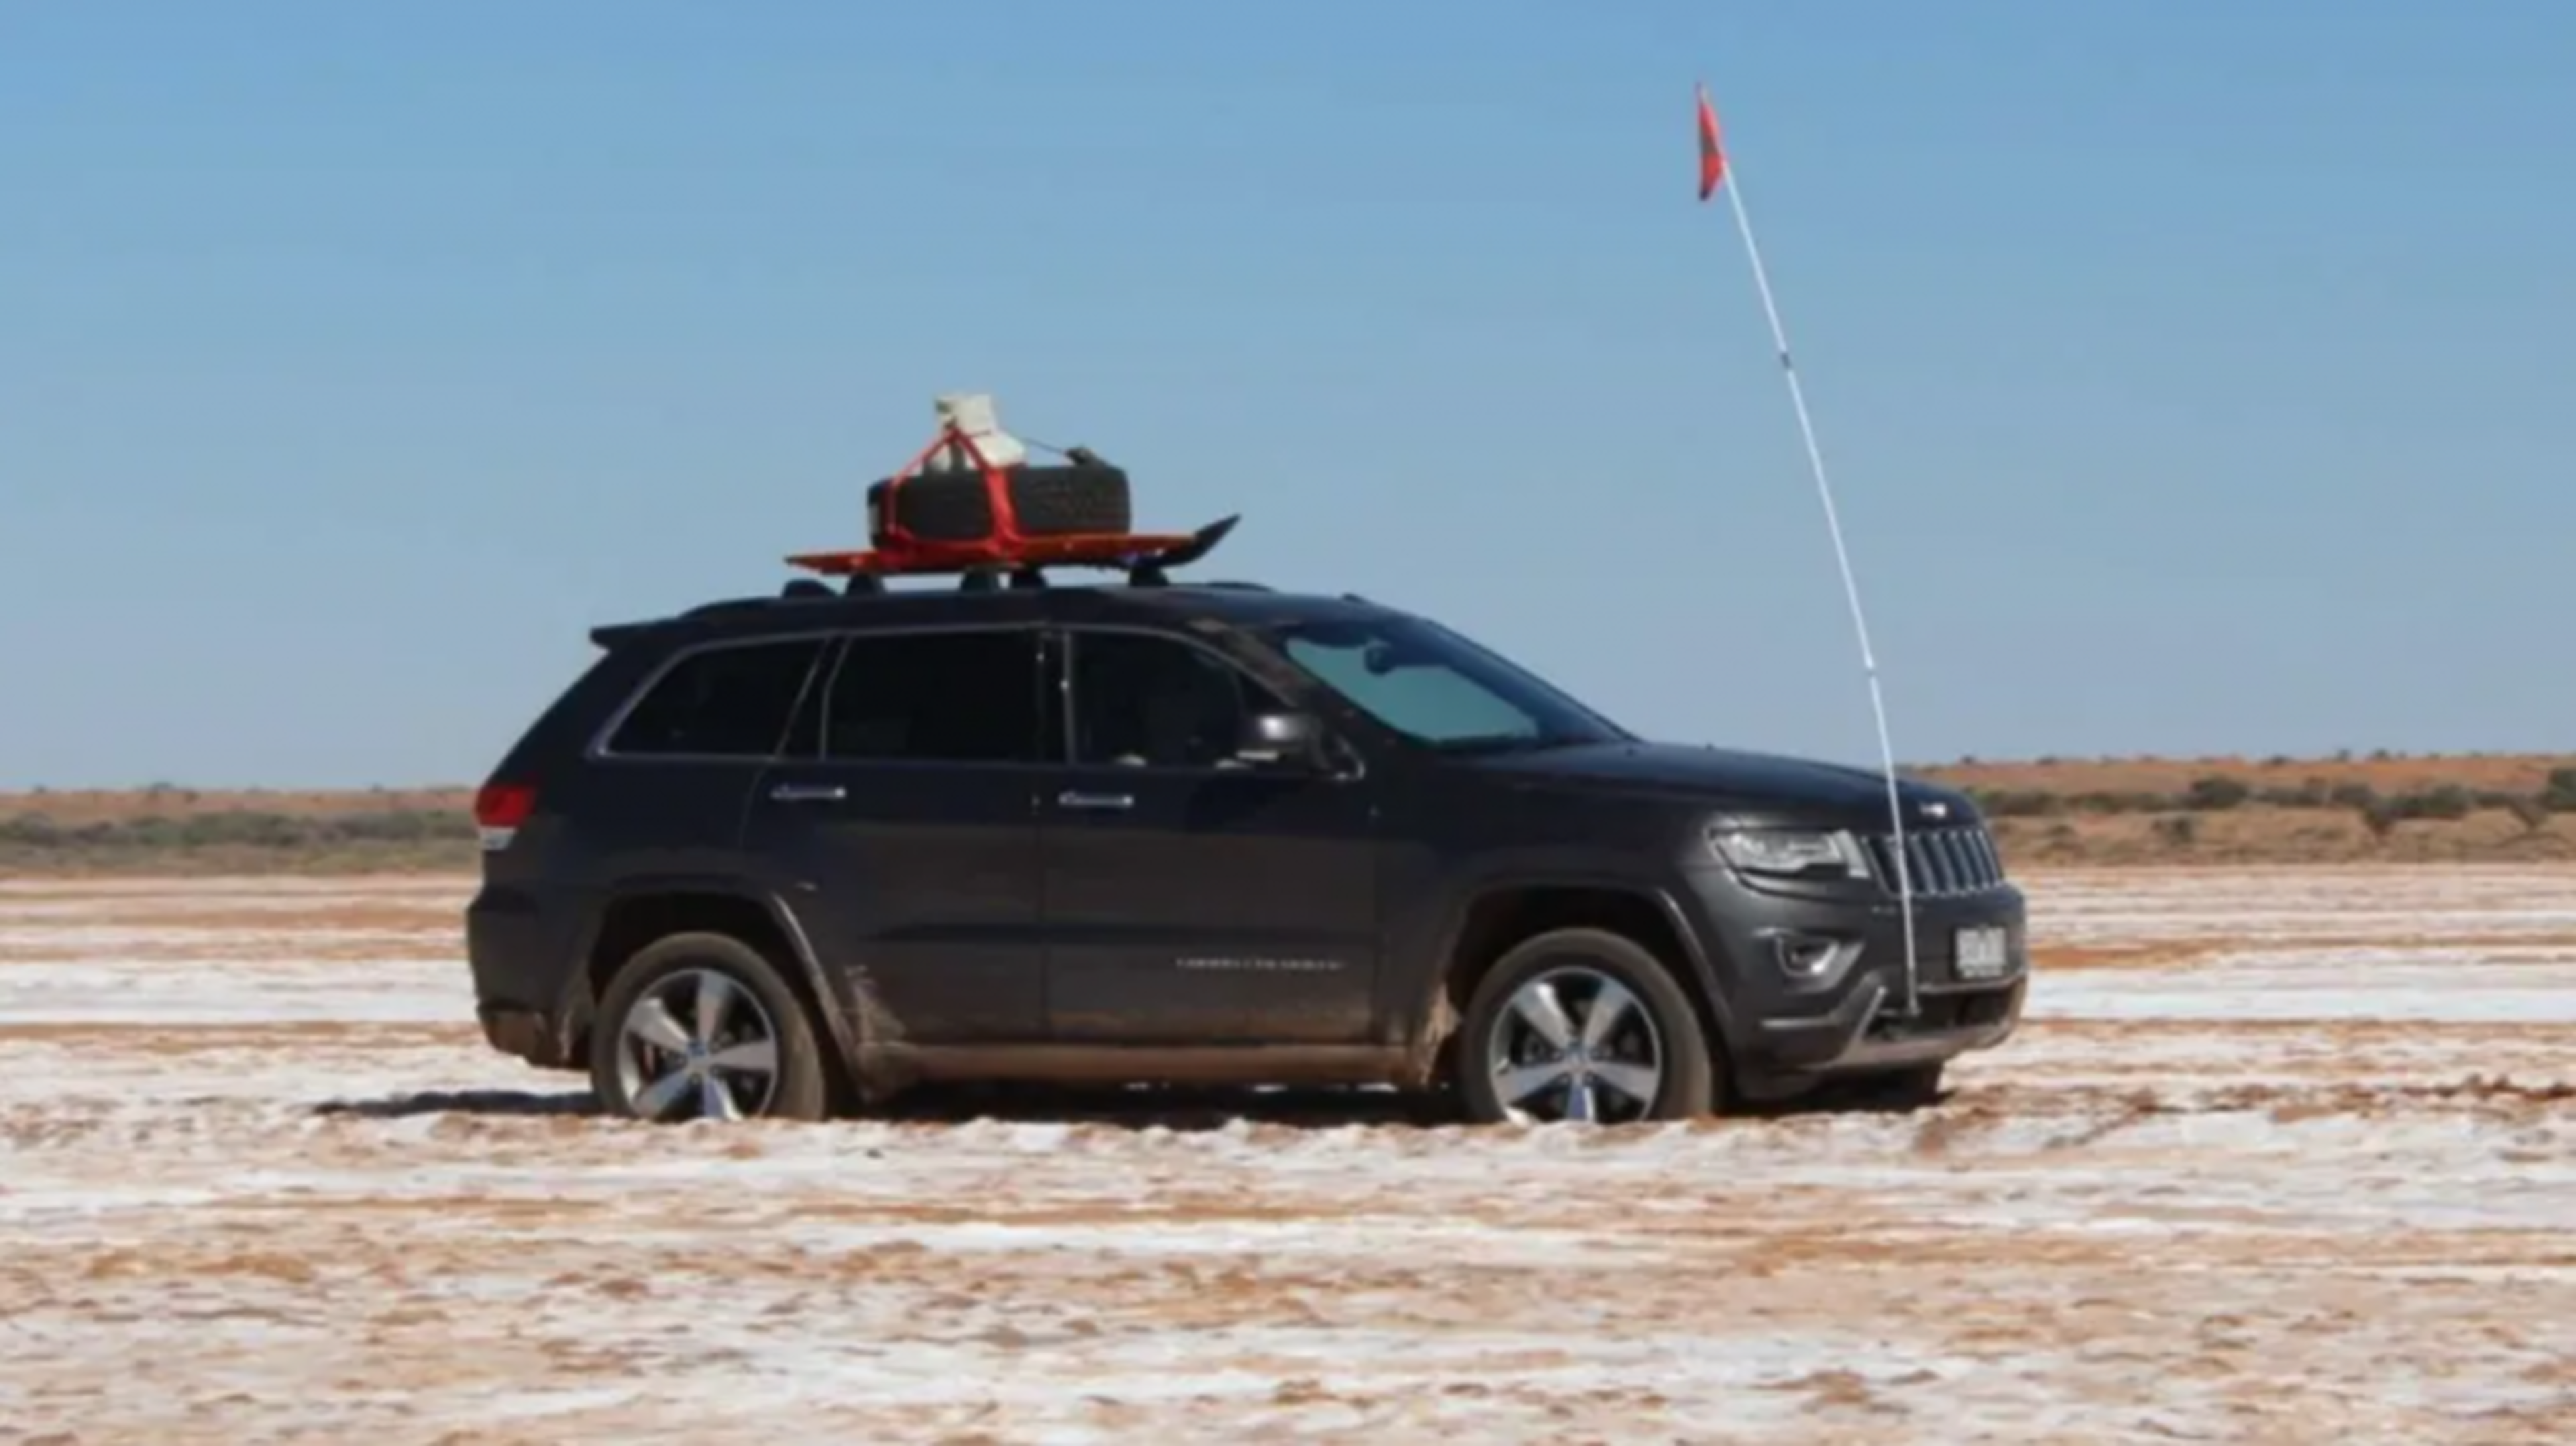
[1954,925,2012,979]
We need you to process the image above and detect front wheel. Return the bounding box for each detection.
[1454,928,1718,1125]
[1854,1062,1946,1109]
[589,932,833,1123]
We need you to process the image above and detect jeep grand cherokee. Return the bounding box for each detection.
[465,578,2027,1125]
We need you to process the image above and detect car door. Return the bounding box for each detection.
[741,624,1051,1043]
[1040,623,1381,1045]
[577,631,835,878]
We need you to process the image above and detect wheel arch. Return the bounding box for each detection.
[1413,875,1740,1088]
[572,877,868,1097]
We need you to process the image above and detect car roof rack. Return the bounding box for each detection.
[616,535,1273,642]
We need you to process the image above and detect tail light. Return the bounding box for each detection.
[474,780,537,852]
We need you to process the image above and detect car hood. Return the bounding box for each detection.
[1462,740,1970,824]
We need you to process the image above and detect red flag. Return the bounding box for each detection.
[1695,84,1726,199]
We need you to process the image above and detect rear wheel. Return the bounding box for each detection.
[589,932,832,1123]
[1454,928,1717,1125]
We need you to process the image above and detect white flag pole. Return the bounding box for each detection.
[1699,85,1921,1017]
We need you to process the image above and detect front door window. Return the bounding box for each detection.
[1066,630,1279,770]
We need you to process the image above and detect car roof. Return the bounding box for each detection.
[590,580,1401,651]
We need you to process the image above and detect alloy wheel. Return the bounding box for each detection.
[612,967,782,1121]
[1483,964,1666,1124]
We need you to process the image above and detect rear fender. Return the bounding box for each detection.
[571,876,875,1089]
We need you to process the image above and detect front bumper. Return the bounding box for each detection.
[1753,971,2025,1074]
[1678,863,2030,1083]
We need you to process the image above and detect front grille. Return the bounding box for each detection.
[1864,826,2007,897]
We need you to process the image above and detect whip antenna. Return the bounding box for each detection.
[1695,82,1921,1017]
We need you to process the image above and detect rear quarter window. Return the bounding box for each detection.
[604,636,827,758]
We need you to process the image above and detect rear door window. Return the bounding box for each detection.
[824,629,1044,763]
[604,637,827,758]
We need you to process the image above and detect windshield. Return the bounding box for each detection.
[1263,614,1630,753]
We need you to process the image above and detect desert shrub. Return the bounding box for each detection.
[0,813,66,847]
[2358,786,2475,838]
[2328,781,2380,812]
[0,808,471,857]
[168,812,312,848]
[2184,775,2252,811]
[327,810,466,844]
[2257,779,2332,809]
[2543,767,2576,813]
[2153,814,2196,847]
[1968,788,2061,818]
[2067,789,2176,815]
[2383,785,2475,822]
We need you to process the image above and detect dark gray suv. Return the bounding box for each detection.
[465,576,2027,1125]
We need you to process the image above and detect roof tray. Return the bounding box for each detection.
[789,514,1240,593]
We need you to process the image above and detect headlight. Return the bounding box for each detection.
[1708,827,1869,879]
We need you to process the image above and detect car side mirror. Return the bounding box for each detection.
[1237,710,1328,769]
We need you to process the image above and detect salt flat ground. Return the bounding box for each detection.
[3,870,2573,1445]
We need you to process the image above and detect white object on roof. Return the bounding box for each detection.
[926,392,1028,471]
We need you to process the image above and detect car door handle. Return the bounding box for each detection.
[769,782,847,803]
[1056,790,1134,812]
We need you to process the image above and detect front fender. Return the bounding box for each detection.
[1396,867,1745,1084]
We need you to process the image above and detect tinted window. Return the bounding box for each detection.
[1070,630,1282,769]
[606,637,824,757]
[824,630,1040,763]
[1269,614,1625,753]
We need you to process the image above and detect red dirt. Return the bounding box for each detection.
[1926,751,2574,796]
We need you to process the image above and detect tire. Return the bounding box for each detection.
[589,931,833,1123]
[1454,927,1718,1125]
[1858,1062,1947,1109]
[1008,465,1133,536]
[869,464,1132,545]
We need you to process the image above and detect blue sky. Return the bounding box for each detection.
[5,2,2572,788]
